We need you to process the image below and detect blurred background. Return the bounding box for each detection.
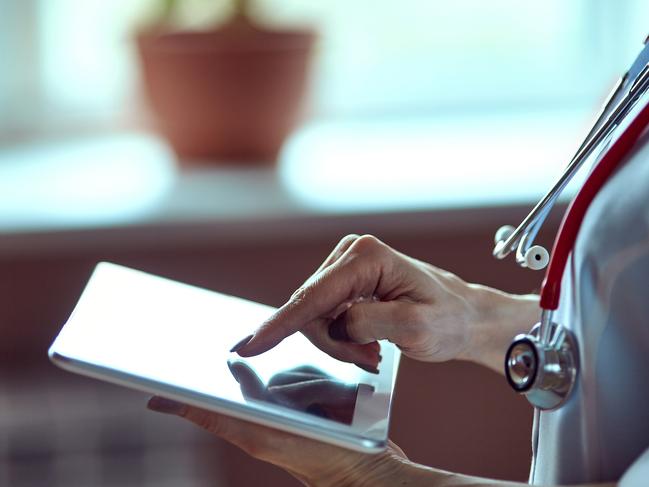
[0,0,647,485]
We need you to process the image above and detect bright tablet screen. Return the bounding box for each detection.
[49,263,400,450]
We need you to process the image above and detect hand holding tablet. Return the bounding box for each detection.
[49,262,400,452]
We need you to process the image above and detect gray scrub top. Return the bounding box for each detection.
[530,117,649,485]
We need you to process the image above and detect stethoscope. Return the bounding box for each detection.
[494,35,649,410]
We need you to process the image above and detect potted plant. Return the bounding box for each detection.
[137,0,315,164]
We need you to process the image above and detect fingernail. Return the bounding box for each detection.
[355,363,380,374]
[147,396,185,415]
[328,320,350,342]
[230,334,253,353]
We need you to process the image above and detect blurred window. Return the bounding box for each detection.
[0,0,648,133]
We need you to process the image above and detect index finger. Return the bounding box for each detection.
[236,237,386,356]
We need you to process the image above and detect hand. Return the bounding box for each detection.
[233,234,486,369]
[147,396,409,487]
[148,396,613,487]
[233,234,539,373]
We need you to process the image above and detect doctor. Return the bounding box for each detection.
[148,57,649,487]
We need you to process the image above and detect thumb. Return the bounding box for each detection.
[330,301,414,346]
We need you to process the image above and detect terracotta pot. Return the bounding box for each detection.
[137,22,315,164]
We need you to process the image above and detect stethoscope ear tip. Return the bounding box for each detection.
[494,224,515,245]
[524,246,550,270]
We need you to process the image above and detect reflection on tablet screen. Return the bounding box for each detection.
[228,360,372,425]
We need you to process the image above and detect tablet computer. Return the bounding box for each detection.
[48,263,400,453]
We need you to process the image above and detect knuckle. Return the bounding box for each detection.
[354,234,380,248]
[350,234,385,256]
[287,283,319,313]
[185,409,227,436]
[289,286,309,304]
[340,233,360,245]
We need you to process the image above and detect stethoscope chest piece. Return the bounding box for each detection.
[505,320,579,410]
[498,36,649,412]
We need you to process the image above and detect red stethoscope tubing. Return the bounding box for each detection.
[540,100,649,310]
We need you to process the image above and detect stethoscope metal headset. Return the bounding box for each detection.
[494,35,649,411]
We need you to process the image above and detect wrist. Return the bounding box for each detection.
[460,284,539,373]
